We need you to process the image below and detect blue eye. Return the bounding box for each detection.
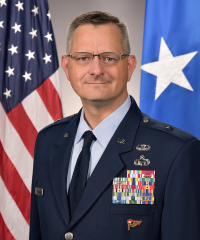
[80,57,88,61]
[106,57,114,61]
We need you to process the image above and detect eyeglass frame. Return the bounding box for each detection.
[66,52,130,65]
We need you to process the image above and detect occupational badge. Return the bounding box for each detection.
[134,155,150,166]
[136,144,151,151]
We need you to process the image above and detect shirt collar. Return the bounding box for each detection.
[74,95,131,148]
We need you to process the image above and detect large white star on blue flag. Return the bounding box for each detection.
[141,37,197,100]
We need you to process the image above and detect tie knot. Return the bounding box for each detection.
[83,131,96,148]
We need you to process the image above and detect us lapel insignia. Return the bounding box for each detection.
[134,155,150,166]
[136,144,151,151]
[117,138,125,144]
[127,219,142,230]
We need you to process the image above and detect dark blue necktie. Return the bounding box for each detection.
[68,130,96,217]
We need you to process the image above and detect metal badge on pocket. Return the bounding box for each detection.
[35,187,43,196]
[112,170,155,205]
[127,219,142,230]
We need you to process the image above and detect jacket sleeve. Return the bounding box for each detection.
[161,139,200,240]
[29,135,42,240]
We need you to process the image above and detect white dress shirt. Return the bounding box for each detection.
[67,95,131,192]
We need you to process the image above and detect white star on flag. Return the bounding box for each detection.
[15,1,24,11]
[25,50,35,60]
[44,32,53,42]
[47,10,51,20]
[0,21,4,28]
[31,5,39,16]
[29,28,37,39]
[141,37,198,100]
[22,71,32,82]
[5,66,15,77]
[12,22,21,33]
[8,45,18,55]
[43,53,52,64]
[3,88,11,99]
[0,0,7,7]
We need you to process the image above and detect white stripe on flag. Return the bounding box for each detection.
[0,103,33,192]
[49,69,62,99]
[0,176,29,240]
[22,89,54,132]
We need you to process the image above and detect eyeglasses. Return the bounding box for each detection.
[66,52,130,66]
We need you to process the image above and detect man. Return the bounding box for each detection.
[29,11,200,240]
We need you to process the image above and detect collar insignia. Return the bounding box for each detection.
[117,138,125,144]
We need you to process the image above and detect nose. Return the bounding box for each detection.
[89,55,104,77]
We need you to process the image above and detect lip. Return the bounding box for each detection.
[86,82,110,84]
[87,83,107,84]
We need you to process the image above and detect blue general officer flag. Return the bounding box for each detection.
[140,0,200,139]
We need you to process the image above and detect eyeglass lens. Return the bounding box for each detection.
[70,52,122,65]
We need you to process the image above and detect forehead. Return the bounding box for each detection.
[70,23,123,53]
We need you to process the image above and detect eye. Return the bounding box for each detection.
[105,57,114,62]
[102,56,118,63]
[78,57,88,61]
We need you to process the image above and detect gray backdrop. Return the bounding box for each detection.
[48,0,146,117]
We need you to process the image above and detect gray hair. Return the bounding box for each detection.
[66,11,131,54]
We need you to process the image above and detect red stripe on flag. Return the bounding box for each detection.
[7,103,38,158]
[0,143,31,225]
[0,213,15,240]
[37,78,63,121]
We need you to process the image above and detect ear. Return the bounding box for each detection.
[127,55,137,82]
[61,55,70,80]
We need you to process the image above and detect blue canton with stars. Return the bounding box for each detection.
[0,0,59,113]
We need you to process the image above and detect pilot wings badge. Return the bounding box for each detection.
[134,155,150,166]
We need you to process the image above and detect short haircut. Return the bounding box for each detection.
[66,11,131,54]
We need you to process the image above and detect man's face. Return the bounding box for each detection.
[62,23,136,105]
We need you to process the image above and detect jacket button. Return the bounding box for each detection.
[65,232,73,240]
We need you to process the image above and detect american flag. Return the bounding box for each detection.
[0,0,63,239]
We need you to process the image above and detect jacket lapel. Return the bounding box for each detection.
[67,99,142,230]
[48,111,81,226]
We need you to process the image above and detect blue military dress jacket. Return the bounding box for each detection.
[29,98,200,240]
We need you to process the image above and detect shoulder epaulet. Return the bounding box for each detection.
[140,113,196,143]
[39,113,77,133]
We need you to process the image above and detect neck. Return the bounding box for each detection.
[81,93,128,129]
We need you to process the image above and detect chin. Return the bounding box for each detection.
[81,94,116,103]
[83,96,107,102]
